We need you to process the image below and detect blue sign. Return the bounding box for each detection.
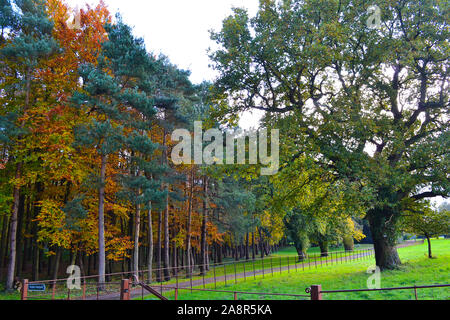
[28,283,46,292]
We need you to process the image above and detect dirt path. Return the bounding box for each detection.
[85,241,423,300]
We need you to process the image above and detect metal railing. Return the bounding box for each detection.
[307,283,450,300]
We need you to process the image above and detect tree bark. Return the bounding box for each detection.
[52,247,61,281]
[147,202,153,283]
[367,208,401,270]
[6,162,22,290]
[156,210,162,282]
[0,214,8,275]
[200,177,208,275]
[425,234,432,258]
[98,154,107,290]
[133,200,141,280]
[163,193,170,281]
[185,170,194,278]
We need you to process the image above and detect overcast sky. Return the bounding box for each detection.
[70,0,259,84]
[69,0,263,129]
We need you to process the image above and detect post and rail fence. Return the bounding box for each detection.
[307,283,450,300]
[18,241,431,301]
[20,246,376,300]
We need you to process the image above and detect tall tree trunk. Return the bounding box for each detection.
[147,202,153,283]
[6,162,22,290]
[98,154,107,290]
[156,211,162,282]
[15,193,25,278]
[258,229,264,259]
[22,198,32,272]
[251,232,255,260]
[200,177,208,275]
[163,194,170,281]
[0,214,8,277]
[133,202,141,280]
[185,170,194,278]
[367,208,401,270]
[52,247,61,281]
[245,233,250,260]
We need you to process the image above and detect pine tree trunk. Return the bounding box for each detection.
[185,170,194,278]
[163,194,170,281]
[147,202,153,283]
[98,154,107,289]
[156,211,162,282]
[133,201,141,280]
[6,162,22,290]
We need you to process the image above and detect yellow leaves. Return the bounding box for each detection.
[36,199,71,249]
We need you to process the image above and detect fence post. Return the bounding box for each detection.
[52,280,56,300]
[21,279,28,301]
[175,288,178,301]
[120,279,130,300]
[234,292,238,300]
[310,285,322,300]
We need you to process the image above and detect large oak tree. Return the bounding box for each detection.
[209,0,449,269]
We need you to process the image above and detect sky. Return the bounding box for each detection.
[69,0,263,129]
[69,0,259,84]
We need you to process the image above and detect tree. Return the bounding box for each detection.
[401,203,450,258]
[210,0,449,270]
[283,208,311,261]
[0,0,58,290]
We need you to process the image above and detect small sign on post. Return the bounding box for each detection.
[28,283,46,292]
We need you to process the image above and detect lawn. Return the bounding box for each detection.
[143,239,449,300]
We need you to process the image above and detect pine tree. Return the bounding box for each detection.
[0,0,58,290]
[104,19,166,280]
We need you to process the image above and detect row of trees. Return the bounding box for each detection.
[209,0,449,270]
[2,0,446,293]
[0,0,281,288]
[0,0,311,291]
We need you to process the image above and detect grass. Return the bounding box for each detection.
[141,239,449,300]
[153,243,374,287]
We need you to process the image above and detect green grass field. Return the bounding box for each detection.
[143,239,449,300]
